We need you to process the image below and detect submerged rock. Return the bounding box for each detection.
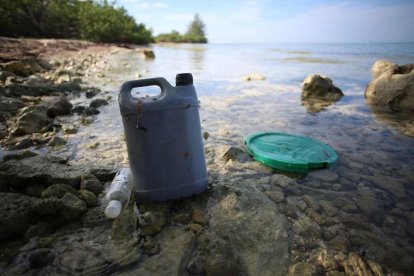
[142,49,155,59]
[41,183,79,199]
[90,98,108,108]
[111,203,138,241]
[302,74,343,101]
[365,60,414,112]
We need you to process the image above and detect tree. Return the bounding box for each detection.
[184,14,207,43]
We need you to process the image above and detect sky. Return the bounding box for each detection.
[117,0,414,43]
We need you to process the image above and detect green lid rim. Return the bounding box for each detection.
[244,132,338,173]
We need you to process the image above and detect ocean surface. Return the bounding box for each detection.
[46,42,414,273]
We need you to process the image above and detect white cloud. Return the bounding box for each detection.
[154,2,169,8]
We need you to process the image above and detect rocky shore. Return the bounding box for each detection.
[1,38,414,275]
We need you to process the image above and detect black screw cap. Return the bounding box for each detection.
[176,73,193,86]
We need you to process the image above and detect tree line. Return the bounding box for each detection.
[0,0,208,45]
[0,0,153,44]
[156,14,207,43]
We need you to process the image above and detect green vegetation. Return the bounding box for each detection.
[156,14,207,43]
[0,0,154,44]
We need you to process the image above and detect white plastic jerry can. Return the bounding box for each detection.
[118,73,208,203]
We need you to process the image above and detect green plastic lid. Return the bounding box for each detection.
[244,132,338,173]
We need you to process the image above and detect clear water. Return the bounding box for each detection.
[10,43,414,274]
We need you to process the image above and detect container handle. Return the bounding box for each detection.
[119,77,173,108]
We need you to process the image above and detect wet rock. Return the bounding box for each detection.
[0,192,33,240]
[29,248,54,269]
[30,193,87,222]
[62,124,78,134]
[341,252,373,276]
[48,136,66,146]
[80,207,107,227]
[140,211,166,236]
[0,70,18,82]
[90,98,108,108]
[12,105,49,135]
[204,239,239,276]
[0,96,24,116]
[186,223,203,234]
[89,167,118,182]
[84,87,101,98]
[316,250,338,271]
[142,49,155,59]
[41,183,79,199]
[191,208,206,225]
[111,203,138,241]
[143,236,160,255]
[55,81,81,92]
[24,222,53,241]
[302,74,343,101]
[1,149,38,162]
[302,195,319,210]
[79,189,97,207]
[80,173,103,195]
[46,96,73,117]
[265,189,285,203]
[1,61,30,76]
[72,105,85,115]
[133,226,194,275]
[301,98,336,114]
[293,216,321,240]
[365,60,414,111]
[222,146,250,162]
[0,155,87,190]
[288,263,320,276]
[203,131,209,140]
[205,184,289,275]
[5,83,53,97]
[85,106,100,116]
[244,73,266,81]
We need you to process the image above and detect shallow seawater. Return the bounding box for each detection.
[9,43,414,274]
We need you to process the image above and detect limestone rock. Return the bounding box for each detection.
[41,183,79,199]
[0,192,33,240]
[12,105,49,135]
[244,73,266,81]
[142,49,155,59]
[0,155,89,190]
[132,226,194,275]
[80,173,103,195]
[302,74,343,101]
[46,96,73,118]
[365,60,414,111]
[204,184,289,275]
[5,83,53,97]
[371,60,396,79]
[48,136,66,147]
[1,149,38,162]
[79,189,97,207]
[140,211,166,236]
[80,207,107,227]
[90,99,108,108]
[55,81,81,92]
[1,61,30,76]
[0,96,24,116]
